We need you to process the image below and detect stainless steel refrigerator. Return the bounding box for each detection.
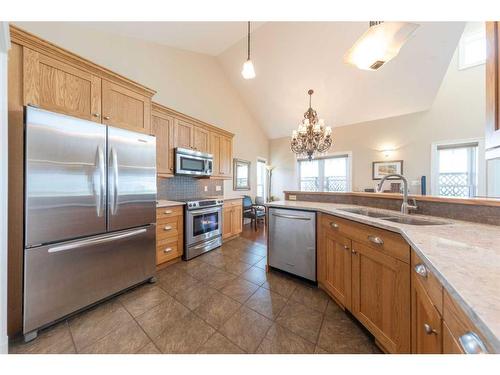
[23,106,157,340]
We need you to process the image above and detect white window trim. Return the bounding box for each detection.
[256,157,267,200]
[458,28,486,70]
[430,138,485,197]
[296,151,353,192]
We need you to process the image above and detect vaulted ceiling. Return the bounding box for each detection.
[66,21,465,139]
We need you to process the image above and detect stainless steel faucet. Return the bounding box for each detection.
[376,173,418,214]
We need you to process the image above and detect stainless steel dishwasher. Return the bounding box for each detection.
[268,207,316,281]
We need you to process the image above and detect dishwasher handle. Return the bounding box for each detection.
[272,213,312,221]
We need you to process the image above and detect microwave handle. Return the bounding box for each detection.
[206,159,213,173]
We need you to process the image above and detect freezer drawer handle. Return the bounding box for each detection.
[272,213,311,221]
[47,228,147,253]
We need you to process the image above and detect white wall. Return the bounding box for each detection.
[0,22,10,354]
[14,22,269,197]
[270,40,485,199]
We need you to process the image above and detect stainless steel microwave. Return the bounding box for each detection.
[175,147,213,176]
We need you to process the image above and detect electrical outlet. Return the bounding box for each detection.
[216,185,222,191]
[204,186,208,192]
[289,195,297,201]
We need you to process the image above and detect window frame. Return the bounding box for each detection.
[458,26,486,70]
[256,157,267,201]
[296,151,352,193]
[430,138,485,197]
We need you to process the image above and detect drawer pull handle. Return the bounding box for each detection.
[330,222,339,229]
[459,332,488,354]
[163,247,173,253]
[164,225,173,231]
[367,235,384,245]
[414,263,428,278]
[424,323,438,335]
[164,210,173,214]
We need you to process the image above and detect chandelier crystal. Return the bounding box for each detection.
[290,89,332,161]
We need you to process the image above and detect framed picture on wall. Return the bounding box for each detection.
[372,160,404,180]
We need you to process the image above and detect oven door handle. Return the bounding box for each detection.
[190,207,221,215]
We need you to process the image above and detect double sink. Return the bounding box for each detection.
[338,207,449,226]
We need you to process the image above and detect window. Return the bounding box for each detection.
[256,159,266,200]
[298,154,350,192]
[434,143,478,197]
[458,23,486,70]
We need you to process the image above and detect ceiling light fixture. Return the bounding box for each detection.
[290,90,332,161]
[344,21,419,71]
[241,21,256,79]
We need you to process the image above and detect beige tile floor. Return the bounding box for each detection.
[9,236,381,354]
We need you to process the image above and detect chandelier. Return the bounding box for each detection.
[290,89,332,161]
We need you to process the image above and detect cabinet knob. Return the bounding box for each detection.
[103,116,111,120]
[351,249,357,255]
[367,235,384,245]
[330,222,339,229]
[93,113,100,118]
[424,323,438,335]
[163,247,173,253]
[343,245,349,251]
[414,263,428,278]
[164,225,173,231]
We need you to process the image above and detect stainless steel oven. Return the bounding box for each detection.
[183,198,223,260]
[175,147,213,176]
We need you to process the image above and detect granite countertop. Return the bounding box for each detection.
[266,200,500,352]
[156,200,185,207]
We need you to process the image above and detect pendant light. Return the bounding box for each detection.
[241,21,256,79]
[344,21,419,71]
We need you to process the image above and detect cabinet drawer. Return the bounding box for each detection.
[443,290,491,353]
[156,217,181,240]
[223,199,242,208]
[156,205,183,219]
[156,239,181,264]
[411,251,443,314]
[320,214,410,263]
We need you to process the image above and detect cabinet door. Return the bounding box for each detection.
[442,321,464,354]
[174,119,193,149]
[351,241,410,353]
[23,48,101,122]
[411,276,443,353]
[151,112,174,176]
[102,80,151,134]
[222,207,233,239]
[193,126,210,153]
[486,22,500,151]
[232,205,243,235]
[210,132,222,176]
[318,228,351,309]
[220,135,232,176]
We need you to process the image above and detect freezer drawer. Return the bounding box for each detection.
[268,208,316,281]
[23,225,155,334]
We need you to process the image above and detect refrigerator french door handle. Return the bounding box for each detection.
[47,228,147,253]
[97,146,105,217]
[110,147,119,215]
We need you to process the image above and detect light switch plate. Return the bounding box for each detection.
[204,186,208,192]
[289,195,297,201]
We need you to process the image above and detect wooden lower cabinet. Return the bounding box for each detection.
[317,228,351,309]
[351,241,411,353]
[222,199,243,240]
[156,206,184,265]
[411,276,443,353]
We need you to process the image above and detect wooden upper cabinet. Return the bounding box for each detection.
[151,106,175,177]
[411,276,443,354]
[102,80,151,134]
[210,132,233,179]
[318,226,351,310]
[23,48,101,122]
[486,22,500,152]
[351,240,410,353]
[174,119,194,149]
[193,126,210,153]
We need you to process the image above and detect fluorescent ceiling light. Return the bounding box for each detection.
[344,22,419,71]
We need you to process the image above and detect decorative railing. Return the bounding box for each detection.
[438,172,472,197]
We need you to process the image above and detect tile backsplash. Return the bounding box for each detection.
[157,176,224,200]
